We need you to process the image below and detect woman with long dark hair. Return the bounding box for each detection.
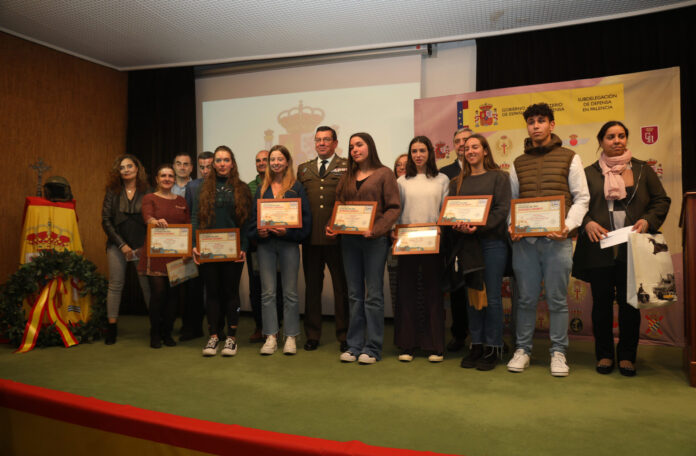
[192,146,252,357]
[327,132,400,364]
[572,121,670,376]
[452,134,510,371]
[248,145,311,356]
[139,164,190,348]
[101,154,151,345]
[393,136,450,363]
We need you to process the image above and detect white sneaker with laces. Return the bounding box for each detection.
[260,334,277,355]
[507,349,530,372]
[358,353,377,365]
[221,337,237,357]
[340,351,357,362]
[283,336,297,355]
[550,351,569,377]
[202,336,219,356]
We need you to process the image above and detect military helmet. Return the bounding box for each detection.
[43,176,73,202]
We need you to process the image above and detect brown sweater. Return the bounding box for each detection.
[336,166,401,237]
[139,194,190,276]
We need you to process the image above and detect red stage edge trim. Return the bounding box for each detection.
[0,379,458,456]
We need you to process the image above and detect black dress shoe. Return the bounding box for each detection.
[340,341,349,353]
[619,361,637,377]
[596,359,614,375]
[162,335,177,347]
[150,337,162,349]
[304,339,319,351]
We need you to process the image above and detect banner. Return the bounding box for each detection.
[415,67,684,346]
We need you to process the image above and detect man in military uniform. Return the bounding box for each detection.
[297,126,349,352]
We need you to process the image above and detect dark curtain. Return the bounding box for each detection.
[126,66,196,186]
[123,66,196,315]
[475,5,696,192]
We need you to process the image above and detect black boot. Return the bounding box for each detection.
[105,322,117,345]
[476,346,499,371]
[460,344,483,368]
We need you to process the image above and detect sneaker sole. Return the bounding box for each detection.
[283,351,296,355]
[551,371,569,377]
[507,365,528,372]
[221,351,237,357]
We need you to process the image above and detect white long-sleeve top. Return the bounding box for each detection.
[397,173,450,224]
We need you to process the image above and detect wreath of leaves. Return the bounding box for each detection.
[0,250,107,348]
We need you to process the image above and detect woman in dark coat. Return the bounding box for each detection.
[572,121,670,376]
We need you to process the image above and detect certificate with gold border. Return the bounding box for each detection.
[392,224,440,255]
[147,224,192,257]
[197,228,241,262]
[330,201,377,235]
[511,196,565,237]
[437,196,492,226]
[257,198,302,229]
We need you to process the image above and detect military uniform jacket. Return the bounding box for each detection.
[298,154,348,245]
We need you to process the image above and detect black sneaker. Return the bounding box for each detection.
[460,344,483,368]
[476,346,498,371]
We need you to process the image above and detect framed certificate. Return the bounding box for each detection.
[511,196,566,237]
[437,196,492,226]
[166,258,199,287]
[197,228,241,262]
[147,224,192,257]
[329,201,377,235]
[392,224,440,255]
[257,198,302,229]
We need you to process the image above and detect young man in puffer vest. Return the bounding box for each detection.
[507,103,589,377]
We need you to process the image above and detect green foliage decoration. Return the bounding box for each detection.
[0,250,107,348]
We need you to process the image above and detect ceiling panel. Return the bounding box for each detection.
[0,0,692,70]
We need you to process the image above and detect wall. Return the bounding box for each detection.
[0,32,128,281]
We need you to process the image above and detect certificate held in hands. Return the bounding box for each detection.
[257,198,302,229]
[511,196,565,237]
[437,195,492,226]
[197,228,241,262]
[329,201,377,235]
[147,224,192,257]
[392,224,440,255]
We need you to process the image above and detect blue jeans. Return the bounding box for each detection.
[468,239,507,347]
[341,235,390,360]
[512,238,572,355]
[257,238,300,337]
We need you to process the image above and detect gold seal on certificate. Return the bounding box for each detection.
[511,196,566,237]
[392,224,440,255]
[257,198,302,229]
[166,258,199,286]
[329,201,377,235]
[197,228,241,262]
[147,224,192,257]
[437,196,492,226]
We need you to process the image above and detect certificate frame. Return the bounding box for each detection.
[437,195,492,226]
[196,228,241,263]
[329,201,378,235]
[147,224,192,257]
[257,198,302,229]
[392,224,440,256]
[510,196,566,237]
[166,258,199,287]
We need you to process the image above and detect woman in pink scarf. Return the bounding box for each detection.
[571,121,670,377]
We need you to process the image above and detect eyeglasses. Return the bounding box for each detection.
[314,138,334,144]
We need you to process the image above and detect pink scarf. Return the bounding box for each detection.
[598,150,632,200]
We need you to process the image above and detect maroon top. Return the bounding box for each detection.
[139,193,190,276]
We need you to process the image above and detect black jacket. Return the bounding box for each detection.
[101,189,148,249]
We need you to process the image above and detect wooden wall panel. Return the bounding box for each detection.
[0,32,128,281]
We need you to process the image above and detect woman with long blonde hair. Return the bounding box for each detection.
[248,145,311,356]
[192,145,252,357]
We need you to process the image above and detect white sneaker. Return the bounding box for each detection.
[398,352,414,362]
[550,351,569,377]
[220,337,237,357]
[202,336,219,356]
[358,353,377,365]
[340,351,357,362]
[260,334,277,355]
[428,353,444,363]
[507,349,530,372]
[283,336,297,355]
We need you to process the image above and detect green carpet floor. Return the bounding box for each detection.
[1,314,694,456]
